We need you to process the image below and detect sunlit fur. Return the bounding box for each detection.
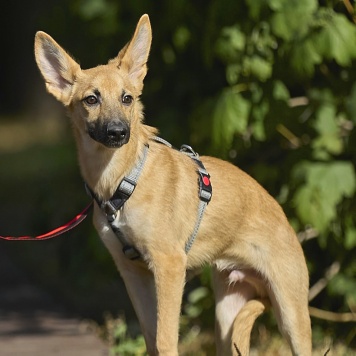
[34,14,311,355]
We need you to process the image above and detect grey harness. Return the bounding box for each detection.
[85,137,212,260]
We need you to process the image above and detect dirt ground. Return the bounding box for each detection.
[0,248,108,356]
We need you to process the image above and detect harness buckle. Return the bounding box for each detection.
[102,201,118,222]
[123,245,141,260]
[84,183,94,199]
[180,144,198,157]
[198,170,212,203]
[119,177,137,197]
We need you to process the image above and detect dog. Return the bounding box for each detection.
[34,14,311,355]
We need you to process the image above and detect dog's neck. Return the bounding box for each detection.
[73,124,157,201]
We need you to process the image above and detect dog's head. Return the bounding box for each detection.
[34,15,152,149]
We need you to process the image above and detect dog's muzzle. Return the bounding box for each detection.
[87,120,130,148]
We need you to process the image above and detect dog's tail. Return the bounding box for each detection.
[231,298,270,356]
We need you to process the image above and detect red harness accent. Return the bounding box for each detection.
[0,202,93,241]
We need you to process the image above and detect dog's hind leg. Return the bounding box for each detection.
[266,267,312,356]
[262,236,312,356]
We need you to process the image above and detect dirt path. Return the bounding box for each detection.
[0,249,108,356]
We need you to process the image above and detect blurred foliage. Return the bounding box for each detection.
[105,315,146,356]
[1,0,355,351]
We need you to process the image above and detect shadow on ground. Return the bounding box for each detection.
[0,248,108,355]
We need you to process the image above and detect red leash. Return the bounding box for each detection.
[0,202,93,241]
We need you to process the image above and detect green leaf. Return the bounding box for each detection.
[314,104,337,135]
[113,320,127,339]
[268,0,285,11]
[184,287,209,318]
[226,64,241,85]
[312,103,343,155]
[173,26,191,51]
[78,0,108,19]
[345,227,356,250]
[312,149,331,161]
[250,84,264,103]
[328,274,356,301]
[243,56,273,81]
[308,87,335,103]
[251,100,269,141]
[77,0,118,35]
[313,135,343,157]
[245,0,266,20]
[290,38,322,76]
[224,26,246,51]
[269,0,318,40]
[215,25,246,63]
[273,80,290,102]
[187,286,209,304]
[293,161,356,233]
[315,12,356,66]
[212,89,251,149]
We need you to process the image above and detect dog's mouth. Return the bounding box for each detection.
[87,120,130,148]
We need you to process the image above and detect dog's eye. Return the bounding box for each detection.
[84,95,98,105]
[122,94,133,105]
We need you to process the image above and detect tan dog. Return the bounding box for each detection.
[34,14,311,355]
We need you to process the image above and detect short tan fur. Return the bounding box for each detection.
[34,14,311,355]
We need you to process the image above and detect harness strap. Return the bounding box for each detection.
[152,136,172,148]
[104,144,149,222]
[85,144,149,260]
[180,144,212,253]
[86,138,212,260]
[185,199,207,253]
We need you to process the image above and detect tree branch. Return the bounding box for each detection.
[288,96,309,107]
[298,227,319,243]
[309,306,356,322]
[343,0,356,23]
[309,261,340,302]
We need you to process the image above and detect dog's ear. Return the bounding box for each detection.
[34,32,80,106]
[110,14,152,91]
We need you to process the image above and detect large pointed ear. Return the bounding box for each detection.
[110,14,152,90]
[34,31,81,105]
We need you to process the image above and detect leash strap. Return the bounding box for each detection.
[1,138,211,260]
[0,202,93,241]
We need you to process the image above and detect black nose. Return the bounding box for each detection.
[105,121,130,147]
[107,123,127,140]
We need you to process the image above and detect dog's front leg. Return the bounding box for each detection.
[101,249,158,353]
[94,213,158,353]
[150,250,187,356]
[119,260,158,353]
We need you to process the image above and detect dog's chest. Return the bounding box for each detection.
[108,207,150,247]
[111,209,127,229]
[111,209,135,242]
